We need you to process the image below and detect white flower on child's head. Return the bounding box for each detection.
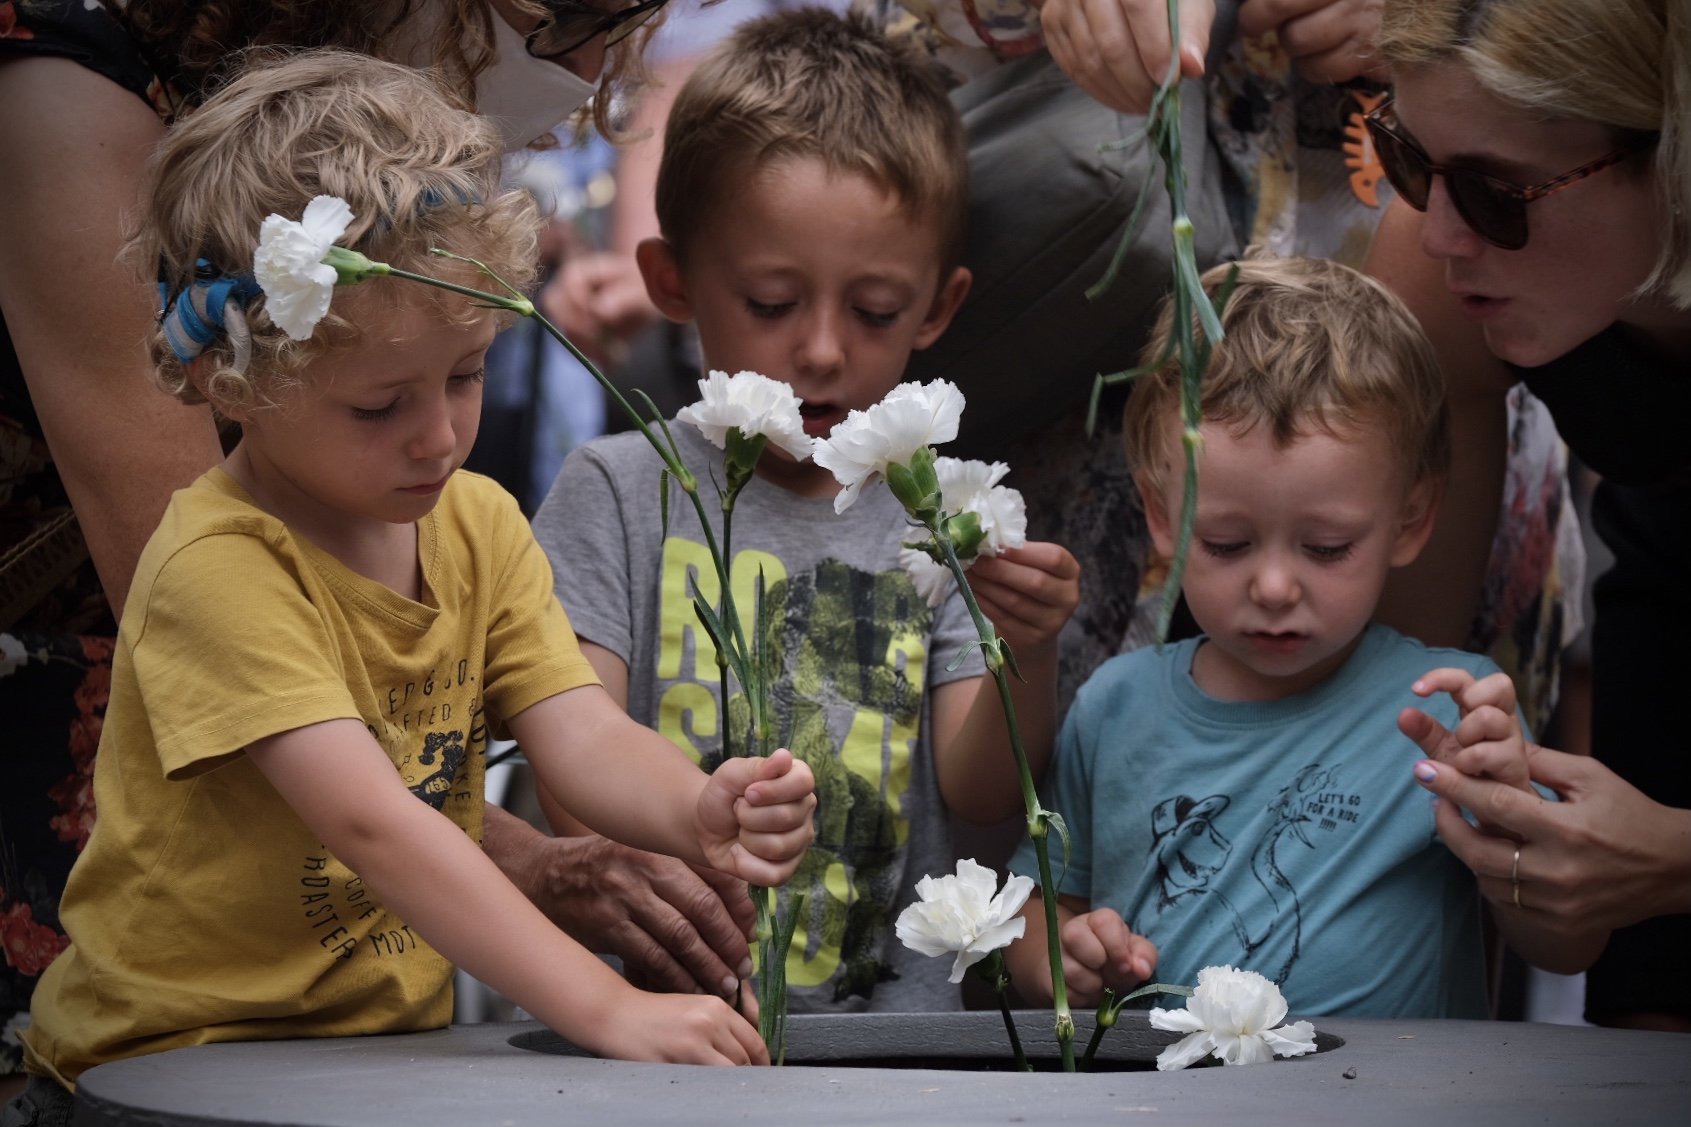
[253,195,355,340]
[1149,965,1317,1070]
[813,379,965,514]
[935,457,1027,555]
[895,858,1034,984]
[677,370,814,462]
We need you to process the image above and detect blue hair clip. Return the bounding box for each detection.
[157,259,262,364]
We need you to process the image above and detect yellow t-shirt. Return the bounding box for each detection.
[24,468,597,1086]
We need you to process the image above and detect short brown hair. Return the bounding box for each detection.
[654,6,967,268]
[1123,256,1450,498]
[136,48,540,410]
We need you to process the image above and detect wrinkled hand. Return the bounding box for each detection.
[587,989,769,1066]
[538,250,660,367]
[695,748,817,885]
[1236,0,1386,86]
[1402,667,1533,798]
[969,541,1081,660]
[484,810,756,997]
[1060,907,1159,1007]
[1039,0,1215,115]
[1400,739,1691,934]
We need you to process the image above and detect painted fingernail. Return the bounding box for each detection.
[1414,761,1437,783]
[737,957,754,978]
[1429,796,1442,810]
[721,976,739,997]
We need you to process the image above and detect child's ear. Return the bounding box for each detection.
[634,237,693,324]
[911,266,972,350]
[1137,471,1179,560]
[1389,480,1440,567]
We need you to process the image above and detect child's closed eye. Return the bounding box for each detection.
[1304,543,1355,563]
[1199,540,1248,559]
[854,306,899,329]
[450,367,487,390]
[352,399,400,422]
[746,298,794,319]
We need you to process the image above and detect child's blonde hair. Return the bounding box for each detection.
[654,6,967,269]
[1123,256,1450,499]
[136,48,540,410]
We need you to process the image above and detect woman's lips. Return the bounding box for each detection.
[1454,291,1509,321]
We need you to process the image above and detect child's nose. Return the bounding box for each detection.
[795,309,845,375]
[1249,557,1302,609]
[409,398,459,462]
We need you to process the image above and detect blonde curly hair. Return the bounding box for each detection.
[1123,256,1450,500]
[135,48,540,411]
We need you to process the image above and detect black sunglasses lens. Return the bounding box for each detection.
[1447,172,1528,250]
[1369,120,1430,210]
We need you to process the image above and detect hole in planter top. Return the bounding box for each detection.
[508,1010,1344,1072]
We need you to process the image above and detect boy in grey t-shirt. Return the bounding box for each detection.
[533,10,1079,1012]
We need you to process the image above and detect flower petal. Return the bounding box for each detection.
[1262,1021,1318,1059]
[1148,1006,1206,1034]
[1155,1030,1215,1071]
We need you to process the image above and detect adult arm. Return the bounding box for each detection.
[1401,715,1691,937]
[0,58,225,617]
[250,719,767,1064]
[1366,200,1515,647]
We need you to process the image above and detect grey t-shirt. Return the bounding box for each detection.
[533,423,985,1012]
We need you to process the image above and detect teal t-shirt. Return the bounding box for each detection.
[1011,624,1499,1018]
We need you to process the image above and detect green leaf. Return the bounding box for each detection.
[658,469,671,540]
[946,639,992,673]
[689,586,751,694]
[1044,809,1073,888]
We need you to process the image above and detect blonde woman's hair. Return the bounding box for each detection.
[1377,0,1691,307]
[135,49,540,410]
[1123,256,1450,500]
[655,6,967,267]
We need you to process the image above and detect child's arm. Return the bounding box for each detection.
[1004,891,1158,1008]
[525,638,759,998]
[247,720,768,1064]
[507,683,816,886]
[932,542,1081,823]
[1401,668,1609,973]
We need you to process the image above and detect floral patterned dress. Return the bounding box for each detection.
[0,0,182,1075]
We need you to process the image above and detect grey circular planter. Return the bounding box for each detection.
[74,1011,1690,1127]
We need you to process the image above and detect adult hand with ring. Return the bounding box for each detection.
[1400,712,1628,975]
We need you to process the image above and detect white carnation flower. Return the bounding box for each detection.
[1150,964,1318,1070]
[934,457,1027,556]
[676,370,814,462]
[813,379,965,513]
[253,195,355,340]
[898,546,958,607]
[895,858,1034,983]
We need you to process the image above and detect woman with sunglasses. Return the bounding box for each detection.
[0,0,773,1098]
[1363,0,1691,1033]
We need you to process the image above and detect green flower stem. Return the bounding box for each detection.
[1082,0,1227,646]
[978,951,1031,1072]
[1082,982,1194,1070]
[931,521,1074,1072]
